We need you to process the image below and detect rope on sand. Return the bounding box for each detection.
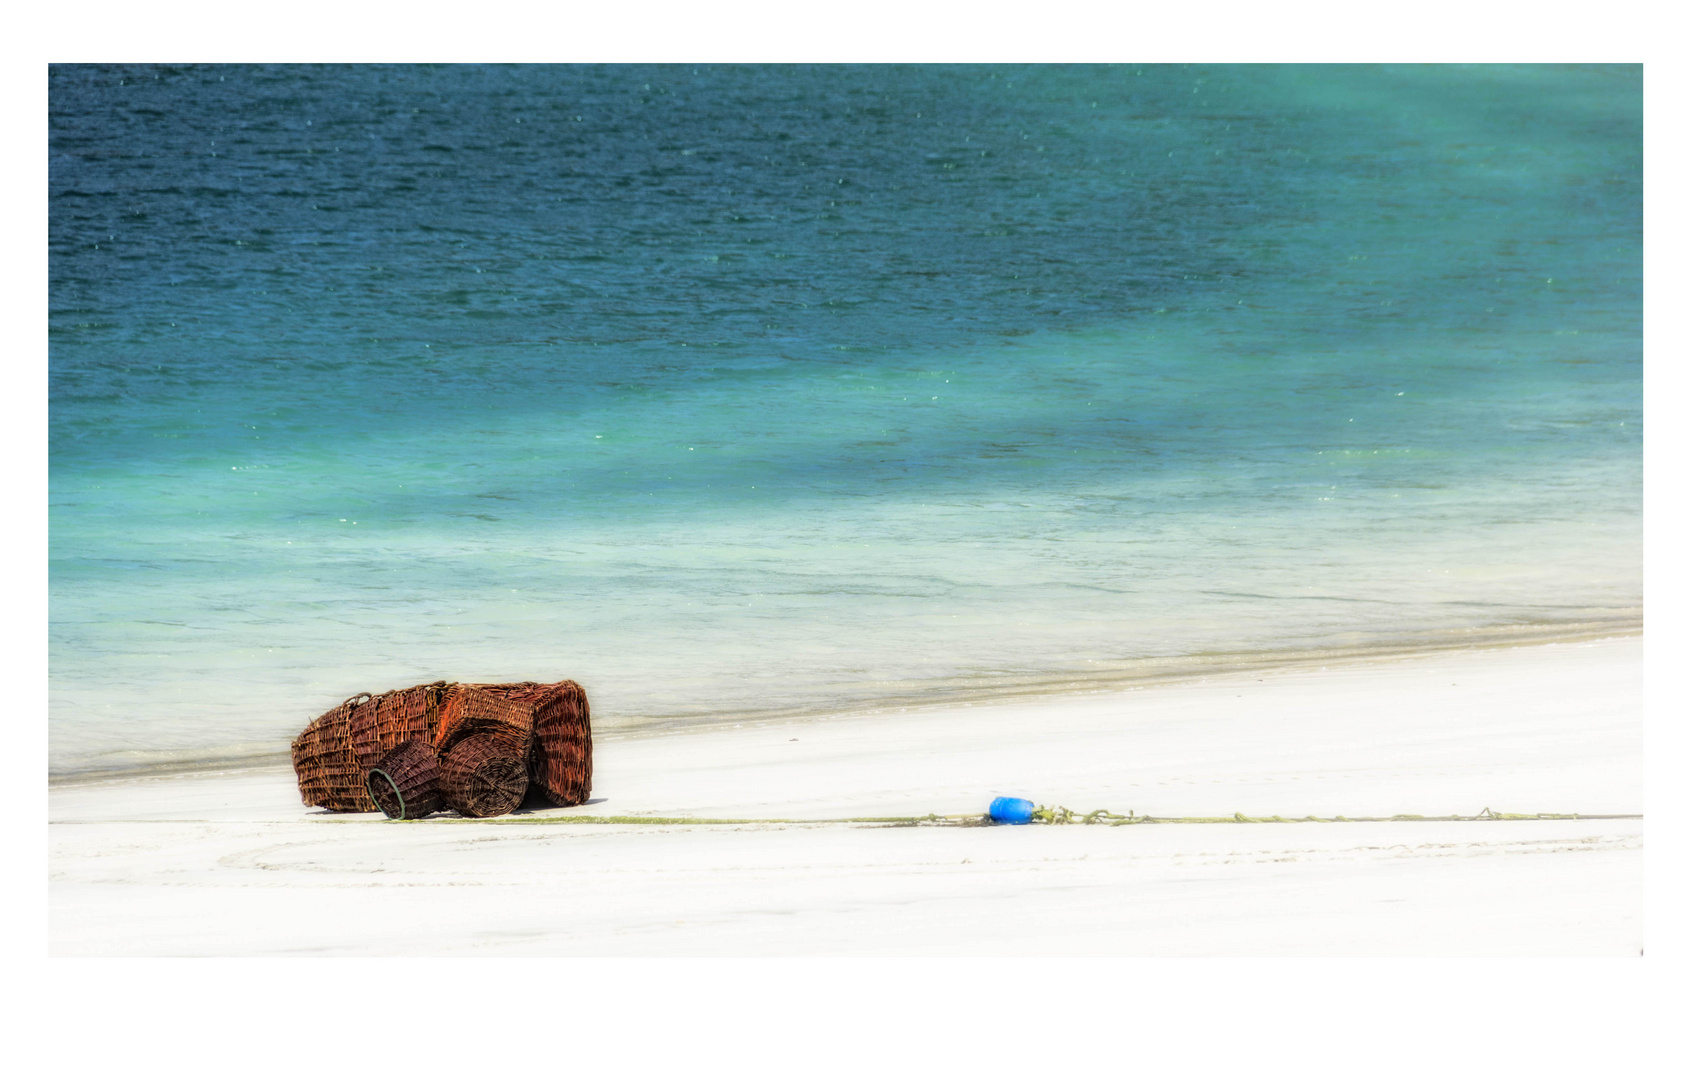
[1022,805,1641,826]
[408,806,1642,827]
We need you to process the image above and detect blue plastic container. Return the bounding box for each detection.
[988,797,1036,824]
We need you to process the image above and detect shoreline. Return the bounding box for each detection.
[48,616,1640,786]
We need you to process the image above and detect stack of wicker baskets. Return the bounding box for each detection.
[290,679,592,819]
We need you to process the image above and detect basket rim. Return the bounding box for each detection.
[367,768,404,820]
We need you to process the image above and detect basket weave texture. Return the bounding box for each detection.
[294,679,586,818]
[294,682,454,812]
[479,681,593,807]
[350,682,444,776]
[367,737,443,820]
[292,693,377,812]
[439,730,530,818]
[433,685,535,756]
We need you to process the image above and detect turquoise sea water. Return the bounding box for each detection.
[48,64,1642,774]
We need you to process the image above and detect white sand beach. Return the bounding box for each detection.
[48,635,1641,956]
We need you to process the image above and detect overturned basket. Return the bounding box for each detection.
[366,737,443,820]
[440,730,530,818]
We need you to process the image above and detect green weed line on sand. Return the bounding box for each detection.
[400,807,1642,827]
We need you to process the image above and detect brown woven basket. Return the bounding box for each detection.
[480,680,593,807]
[350,682,442,776]
[433,685,535,756]
[366,737,443,820]
[439,730,530,818]
[291,693,378,812]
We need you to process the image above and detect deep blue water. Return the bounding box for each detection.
[49,64,1642,773]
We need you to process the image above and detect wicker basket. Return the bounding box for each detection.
[350,682,441,776]
[480,680,593,807]
[439,730,530,818]
[291,693,378,812]
[434,685,535,756]
[366,737,443,820]
[295,680,558,815]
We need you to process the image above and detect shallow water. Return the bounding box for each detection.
[49,64,1641,773]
